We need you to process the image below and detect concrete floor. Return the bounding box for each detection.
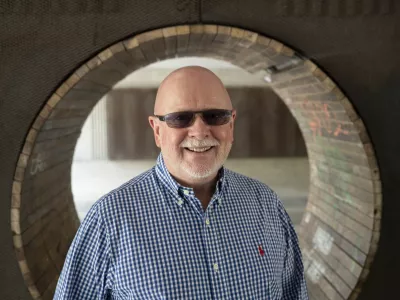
[71,158,309,226]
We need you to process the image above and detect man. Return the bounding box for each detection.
[55,66,308,299]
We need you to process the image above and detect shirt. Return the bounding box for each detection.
[54,154,308,299]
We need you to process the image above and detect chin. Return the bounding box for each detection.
[182,165,219,180]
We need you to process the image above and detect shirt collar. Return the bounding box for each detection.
[155,153,226,202]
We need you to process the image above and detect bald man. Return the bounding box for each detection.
[55,67,308,299]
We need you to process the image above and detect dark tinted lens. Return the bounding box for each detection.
[164,112,194,128]
[202,110,231,126]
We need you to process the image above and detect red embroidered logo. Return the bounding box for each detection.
[258,244,265,256]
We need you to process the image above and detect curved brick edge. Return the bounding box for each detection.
[10,25,382,300]
[268,60,381,300]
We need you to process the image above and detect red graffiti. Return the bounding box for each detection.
[302,101,350,139]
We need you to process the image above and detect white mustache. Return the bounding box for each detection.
[180,139,220,148]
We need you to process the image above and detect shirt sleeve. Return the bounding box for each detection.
[54,205,112,299]
[277,200,309,300]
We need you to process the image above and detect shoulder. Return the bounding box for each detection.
[87,167,157,220]
[224,168,288,222]
[224,168,279,200]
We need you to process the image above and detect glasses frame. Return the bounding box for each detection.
[154,109,234,128]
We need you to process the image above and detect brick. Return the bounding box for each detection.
[41,276,58,300]
[24,150,73,186]
[54,83,71,98]
[27,285,41,300]
[39,104,52,119]
[12,181,22,194]
[198,25,218,52]
[35,126,81,142]
[309,180,373,217]
[20,185,70,231]
[268,64,312,83]
[41,117,84,131]
[238,29,258,48]
[187,25,204,54]
[136,29,165,62]
[310,251,352,298]
[48,107,91,122]
[17,153,29,168]
[353,118,370,143]
[302,128,362,143]
[305,135,363,152]
[70,79,110,93]
[98,55,132,77]
[35,263,58,295]
[11,208,20,223]
[308,195,372,239]
[74,64,90,78]
[272,75,320,89]
[302,215,364,277]
[307,142,369,167]
[310,159,374,193]
[308,202,371,255]
[162,27,178,57]
[98,48,114,62]
[296,110,352,123]
[110,42,141,70]
[214,25,231,44]
[21,217,43,246]
[47,94,61,108]
[82,67,124,87]
[313,67,328,81]
[251,35,271,52]
[32,133,79,154]
[57,97,99,110]
[25,129,38,143]
[306,279,330,300]
[301,237,358,292]
[123,37,148,66]
[11,221,21,235]
[86,55,103,70]
[308,149,373,180]
[285,83,333,96]
[32,115,46,130]
[12,193,21,208]
[22,141,34,155]
[65,73,80,88]
[176,25,190,54]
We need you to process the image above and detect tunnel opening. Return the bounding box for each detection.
[71,57,309,224]
[10,25,381,300]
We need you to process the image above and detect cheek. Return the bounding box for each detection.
[213,128,233,144]
[160,130,187,150]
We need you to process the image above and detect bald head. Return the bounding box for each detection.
[154,66,232,115]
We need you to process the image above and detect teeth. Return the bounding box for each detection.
[187,147,212,152]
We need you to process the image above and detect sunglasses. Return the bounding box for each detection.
[154,109,233,128]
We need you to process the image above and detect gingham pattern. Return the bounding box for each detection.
[54,154,308,299]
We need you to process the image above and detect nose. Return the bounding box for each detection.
[188,114,210,139]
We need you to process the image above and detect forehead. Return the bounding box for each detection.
[157,70,232,113]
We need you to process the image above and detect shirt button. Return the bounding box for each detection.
[213,263,218,272]
[183,190,189,195]
[177,199,184,206]
[205,219,210,225]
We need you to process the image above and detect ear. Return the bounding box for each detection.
[230,109,237,129]
[149,116,161,148]
[230,109,236,143]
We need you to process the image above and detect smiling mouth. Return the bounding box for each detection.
[184,146,214,153]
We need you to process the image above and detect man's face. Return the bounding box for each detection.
[149,68,236,185]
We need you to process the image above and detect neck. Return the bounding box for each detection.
[192,179,217,210]
[173,173,219,210]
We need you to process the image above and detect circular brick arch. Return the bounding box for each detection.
[11,25,381,300]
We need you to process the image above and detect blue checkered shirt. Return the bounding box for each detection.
[55,154,308,299]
